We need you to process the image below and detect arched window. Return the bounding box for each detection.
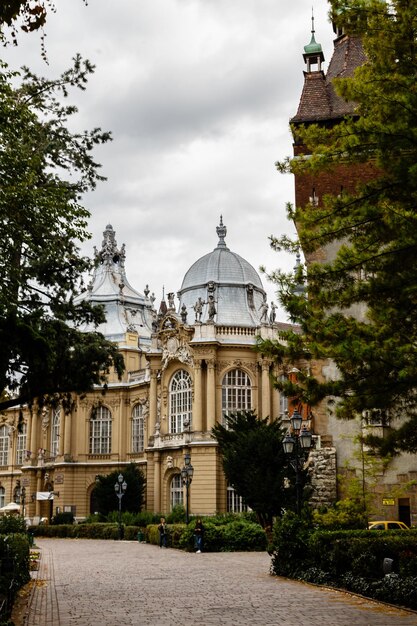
[89,406,112,454]
[132,404,144,453]
[16,423,27,466]
[221,368,252,425]
[170,474,183,509]
[0,426,9,466]
[0,487,5,509]
[227,484,248,513]
[169,370,192,433]
[50,408,61,457]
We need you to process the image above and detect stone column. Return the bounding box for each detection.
[154,451,161,512]
[26,416,32,459]
[64,412,72,456]
[30,412,38,461]
[35,470,42,517]
[261,360,271,420]
[149,371,158,438]
[193,359,203,432]
[206,359,216,431]
[58,412,65,456]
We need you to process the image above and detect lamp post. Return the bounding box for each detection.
[181,453,194,524]
[282,410,313,515]
[114,473,127,540]
[15,483,26,518]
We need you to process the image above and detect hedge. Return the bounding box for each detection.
[271,512,417,609]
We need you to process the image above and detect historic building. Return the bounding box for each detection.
[0,220,306,522]
[292,16,417,525]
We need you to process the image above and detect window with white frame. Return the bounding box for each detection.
[50,408,61,457]
[279,375,289,417]
[16,423,27,466]
[132,404,144,453]
[89,406,112,454]
[0,487,5,509]
[0,426,9,466]
[221,368,252,426]
[170,474,183,509]
[169,370,192,433]
[227,484,248,513]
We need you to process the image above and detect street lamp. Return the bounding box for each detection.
[282,410,313,515]
[181,453,194,524]
[114,473,127,540]
[15,483,26,518]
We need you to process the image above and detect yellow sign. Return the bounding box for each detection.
[382,498,395,506]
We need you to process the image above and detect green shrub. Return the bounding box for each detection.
[271,511,313,577]
[0,516,27,534]
[178,518,266,553]
[51,512,74,525]
[166,505,186,524]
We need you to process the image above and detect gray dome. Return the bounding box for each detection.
[178,218,267,327]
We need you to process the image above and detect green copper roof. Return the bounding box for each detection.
[304,32,323,55]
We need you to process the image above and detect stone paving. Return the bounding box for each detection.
[23,538,417,626]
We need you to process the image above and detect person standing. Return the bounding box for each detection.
[158,517,167,548]
[194,518,204,553]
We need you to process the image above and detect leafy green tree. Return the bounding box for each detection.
[0,56,124,414]
[212,410,308,527]
[92,464,146,517]
[260,0,417,454]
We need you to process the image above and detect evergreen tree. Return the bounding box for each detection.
[0,56,124,413]
[212,411,308,526]
[259,0,417,453]
[92,464,146,516]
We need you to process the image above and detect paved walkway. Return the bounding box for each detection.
[20,538,417,626]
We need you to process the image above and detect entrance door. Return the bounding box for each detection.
[398,497,411,527]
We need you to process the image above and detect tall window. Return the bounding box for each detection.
[0,426,9,466]
[279,375,289,417]
[51,408,61,457]
[0,487,5,508]
[89,406,112,454]
[222,368,252,425]
[132,404,144,453]
[227,484,248,513]
[16,423,27,466]
[169,370,192,433]
[170,474,183,509]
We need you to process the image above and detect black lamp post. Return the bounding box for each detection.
[282,410,313,515]
[114,473,127,540]
[15,483,26,517]
[181,453,194,524]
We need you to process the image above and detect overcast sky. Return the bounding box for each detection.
[3,0,335,320]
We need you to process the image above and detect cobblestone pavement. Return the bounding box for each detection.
[24,538,417,626]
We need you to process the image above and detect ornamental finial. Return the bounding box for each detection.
[216,215,228,249]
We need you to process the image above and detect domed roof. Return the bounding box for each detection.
[75,225,154,342]
[178,218,267,327]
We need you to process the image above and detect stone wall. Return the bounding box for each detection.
[307,447,337,509]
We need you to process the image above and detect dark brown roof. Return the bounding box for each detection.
[291,34,366,124]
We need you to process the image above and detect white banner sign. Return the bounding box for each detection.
[36,492,54,501]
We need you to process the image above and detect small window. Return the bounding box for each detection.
[170,474,183,509]
[227,484,248,513]
[0,487,5,509]
[51,408,61,457]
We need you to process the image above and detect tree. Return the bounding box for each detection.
[0,56,124,414]
[92,464,146,516]
[212,411,309,527]
[259,0,417,454]
[0,1,87,46]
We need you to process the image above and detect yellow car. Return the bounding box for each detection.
[368,520,409,530]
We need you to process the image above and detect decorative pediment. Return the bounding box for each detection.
[158,316,195,371]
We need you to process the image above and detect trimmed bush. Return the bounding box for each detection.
[271,515,417,609]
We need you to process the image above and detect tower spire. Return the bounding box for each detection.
[303,9,324,72]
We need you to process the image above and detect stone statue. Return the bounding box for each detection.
[194,297,204,322]
[269,302,277,324]
[207,294,217,321]
[259,297,269,323]
[167,292,175,309]
[180,304,188,323]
